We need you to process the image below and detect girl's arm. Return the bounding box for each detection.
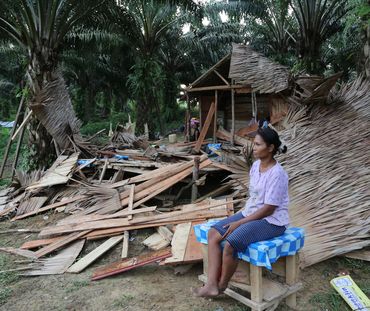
[238,204,276,224]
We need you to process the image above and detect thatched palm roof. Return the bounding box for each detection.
[229,43,290,93]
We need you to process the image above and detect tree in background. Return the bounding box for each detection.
[0,0,106,169]
[291,0,350,74]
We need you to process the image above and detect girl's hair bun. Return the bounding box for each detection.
[279,145,288,154]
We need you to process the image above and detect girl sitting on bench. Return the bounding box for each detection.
[193,126,288,297]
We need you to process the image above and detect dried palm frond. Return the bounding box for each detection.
[12,170,43,190]
[229,43,290,93]
[64,183,121,215]
[278,76,370,267]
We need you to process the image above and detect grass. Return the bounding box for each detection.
[0,254,19,306]
[309,289,354,311]
[65,280,90,293]
[112,294,135,308]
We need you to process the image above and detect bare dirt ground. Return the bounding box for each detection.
[0,214,369,311]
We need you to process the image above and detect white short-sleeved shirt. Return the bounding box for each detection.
[242,160,290,226]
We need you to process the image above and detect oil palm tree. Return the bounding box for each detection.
[0,0,106,168]
[291,0,350,74]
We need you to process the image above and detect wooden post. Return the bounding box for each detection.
[186,93,191,142]
[10,120,26,180]
[286,254,298,308]
[213,90,218,143]
[231,87,235,145]
[191,156,200,202]
[199,97,202,131]
[250,264,263,307]
[0,93,26,179]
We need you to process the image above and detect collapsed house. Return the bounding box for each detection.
[0,43,368,278]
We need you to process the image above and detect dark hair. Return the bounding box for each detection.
[256,127,287,155]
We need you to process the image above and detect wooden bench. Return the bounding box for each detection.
[194,222,304,311]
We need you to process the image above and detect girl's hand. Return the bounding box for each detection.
[222,221,240,239]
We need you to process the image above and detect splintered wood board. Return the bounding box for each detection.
[143,233,170,250]
[23,240,85,276]
[91,248,172,281]
[67,235,124,273]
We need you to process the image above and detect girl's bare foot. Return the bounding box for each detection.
[192,285,219,297]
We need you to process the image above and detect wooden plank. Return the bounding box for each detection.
[121,231,129,258]
[182,221,203,263]
[35,230,90,258]
[57,205,156,226]
[127,159,212,208]
[91,248,172,281]
[193,102,215,153]
[24,240,85,276]
[39,201,227,237]
[67,235,123,273]
[20,237,62,250]
[164,223,192,264]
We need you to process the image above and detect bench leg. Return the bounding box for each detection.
[285,254,298,309]
[250,264,263,311]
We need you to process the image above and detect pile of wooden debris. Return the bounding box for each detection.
[0,126,249,279]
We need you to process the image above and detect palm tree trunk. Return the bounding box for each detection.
[26,116,56,171]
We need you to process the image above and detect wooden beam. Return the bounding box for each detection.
[193,102,215,153]
[213,90,218,143]
[231,87,235,145]
[186,85,246,93]
[11,110,32,141]
[213,70,230,86]
[91,248,172,281]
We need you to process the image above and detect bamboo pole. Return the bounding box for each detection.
[0,92,26,179]
[10,117,27,180]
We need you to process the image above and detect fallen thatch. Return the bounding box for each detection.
[279,77,370,267]
[229,43,290,93]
